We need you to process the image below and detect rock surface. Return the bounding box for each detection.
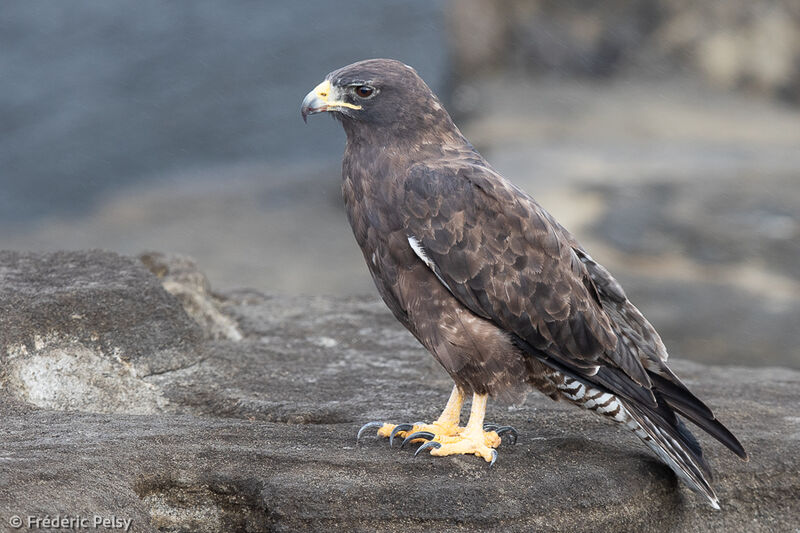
[0,251,797,532]
[0,251,204,415]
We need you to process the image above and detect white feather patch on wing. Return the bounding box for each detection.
[407,235,452,292]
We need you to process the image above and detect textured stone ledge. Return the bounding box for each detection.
[0,251,795,532]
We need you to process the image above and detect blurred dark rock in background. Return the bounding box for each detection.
[448,0,800,103]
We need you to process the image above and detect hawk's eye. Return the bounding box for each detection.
[354,85,375,98]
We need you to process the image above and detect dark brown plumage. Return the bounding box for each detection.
[301,58,746,508]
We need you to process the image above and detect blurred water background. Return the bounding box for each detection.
[1,1,798,368]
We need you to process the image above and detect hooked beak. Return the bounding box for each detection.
[301,79,362,123]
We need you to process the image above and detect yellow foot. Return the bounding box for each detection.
[356,420,517,465]
[355,421,460,446]
[426,427,501,464]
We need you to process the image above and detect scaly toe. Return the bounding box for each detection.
[360,419,477,451]
[481,430,501,448]
[427,430,501,463]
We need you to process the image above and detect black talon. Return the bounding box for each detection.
[414,440,442,457]
[490,449,498,467]
[495,426,518,444]
[483,423,498,432]
[400,431,435,448]
[389,424,413,447]
[356,421,385,442]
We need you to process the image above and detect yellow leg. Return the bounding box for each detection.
[433,385,465,429]
[376,385,464,440]
[428,393,500,463]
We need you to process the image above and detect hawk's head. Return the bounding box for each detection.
[301,59,455,141]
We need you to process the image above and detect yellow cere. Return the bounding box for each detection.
[314,79,362,110]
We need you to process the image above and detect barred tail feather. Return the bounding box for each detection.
[554,375,721,508]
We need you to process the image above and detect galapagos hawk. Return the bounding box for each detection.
[301,58,746,508]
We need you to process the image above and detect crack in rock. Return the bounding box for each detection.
[134,476,270,533]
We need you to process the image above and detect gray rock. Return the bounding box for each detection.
[590,176,800,284]
[0,251,796,532]
[139,251,242,342]
[0,251,204,414]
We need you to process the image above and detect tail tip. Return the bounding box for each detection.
[710,498,721,511]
